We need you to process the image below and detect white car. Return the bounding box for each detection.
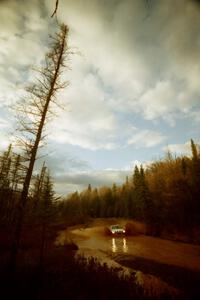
[109,224,125,235]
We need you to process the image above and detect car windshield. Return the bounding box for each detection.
[111,225,120,229]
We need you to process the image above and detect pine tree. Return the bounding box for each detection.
[191,139,198,160]
[6,154,22,225]
[131,165,142,218]
[190,139,200,216]
[39,170,55,268]
[91,188,100,217]
[132,165,154,222]
[139,165,154,225]
[87,184,92,193]
[0,145,12,224]
[0,144,12,190]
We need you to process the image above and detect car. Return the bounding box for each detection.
[109,224,126,235]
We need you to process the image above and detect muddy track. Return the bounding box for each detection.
[56,221,200,298]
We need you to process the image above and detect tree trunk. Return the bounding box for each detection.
[9,24,68,272]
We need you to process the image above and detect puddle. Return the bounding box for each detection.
[56,230,180,298]
[111,237,128,253]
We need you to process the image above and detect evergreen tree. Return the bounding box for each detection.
[139,166,154,225]
[91,188,100,217]
[38,170,55,268]
[0,145,12,224]
[132,165,154,222]
[190,139,200,216]
[132,165,143,218]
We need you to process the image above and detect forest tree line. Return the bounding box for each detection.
[0,144,58,228]
[59,139,200,237]
[1,139,199,238]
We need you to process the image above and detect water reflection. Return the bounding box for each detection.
[123,238,128,253]
[112,238,117,252]
[111,237,128,253]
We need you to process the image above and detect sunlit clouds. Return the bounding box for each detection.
[0,0,200,193]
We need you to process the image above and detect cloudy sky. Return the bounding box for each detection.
[0,0,199,195]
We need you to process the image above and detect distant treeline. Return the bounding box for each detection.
[59,139,200,237]
[0,139,200,240]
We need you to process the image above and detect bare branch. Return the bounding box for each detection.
[51,0,59,18]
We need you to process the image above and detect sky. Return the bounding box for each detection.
[0,0,200,195]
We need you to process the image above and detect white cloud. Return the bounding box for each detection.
[0,136,10,151]
[0,0,200,195]
[54,0,200,126]
[128,129,167,148]
[0,0,49,108]
[139,81,177,122]
[138,81,200,125]
[163,141,194,156]
[54,169,131,194]
[189,111,200,123]
[127,159,152,170]
[0,117,9,129]
[1,0,200,153]
[0,116,14,149]
[0,119,12,150]
[0,1,21,37]
[47,68,119,150]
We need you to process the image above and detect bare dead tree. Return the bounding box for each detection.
[10,23,70,271]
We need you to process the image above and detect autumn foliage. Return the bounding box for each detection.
[60,140,200,242]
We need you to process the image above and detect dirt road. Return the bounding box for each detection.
[56,220,200,298]
[64,224,200,271]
